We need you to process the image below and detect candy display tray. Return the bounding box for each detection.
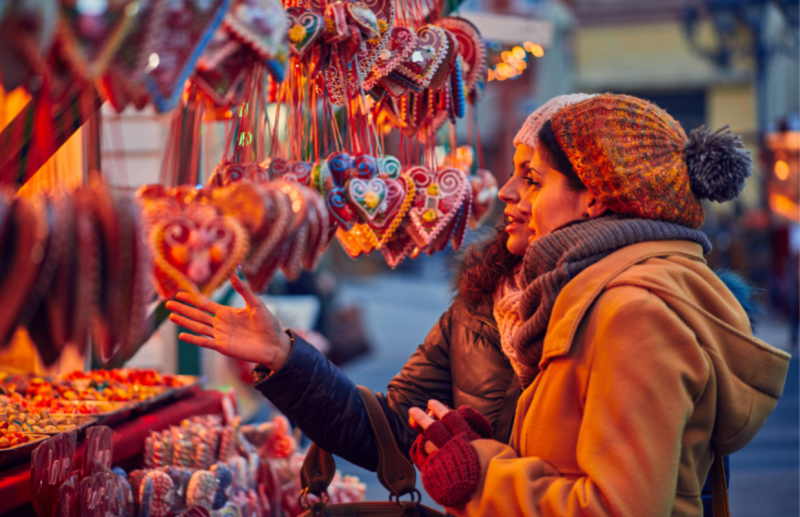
[0,434,49,469]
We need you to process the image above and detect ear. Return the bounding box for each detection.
[584,195,608,218]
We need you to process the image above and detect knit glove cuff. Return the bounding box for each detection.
[410,406,493,470]
[421,435,482,508]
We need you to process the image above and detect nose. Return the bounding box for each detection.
[517,192,532,218]
[498,176,520,205]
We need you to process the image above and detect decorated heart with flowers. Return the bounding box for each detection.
[326,187,358,230]
[285,7,323,57]
[151,213,249,299]
[405,166,468,248]
[346,178,387,222]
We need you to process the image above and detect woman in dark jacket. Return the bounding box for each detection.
[166,94,598,471]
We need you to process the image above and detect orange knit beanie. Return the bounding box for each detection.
[549,94,752,229]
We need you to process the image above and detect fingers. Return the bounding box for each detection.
[169,313,215,337]
[409,407,435,431]
[427,399,451,420]
[177,333,219,350]
[425,441,439,455]
[176,291,221,314]
[165,300,215,326]
[230,274,262,308]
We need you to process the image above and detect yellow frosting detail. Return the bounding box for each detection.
[289,24,307,43]
[427,183,440,196]
[364,191,380,208]
[422,208,437,222]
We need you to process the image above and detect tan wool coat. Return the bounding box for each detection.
[449,240,791,517]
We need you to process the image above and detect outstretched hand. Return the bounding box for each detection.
[166,274,292,371]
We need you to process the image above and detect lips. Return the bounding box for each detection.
[505,213,525,226]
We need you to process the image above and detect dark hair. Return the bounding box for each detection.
[538,120,586,191]
[457,224,522,306]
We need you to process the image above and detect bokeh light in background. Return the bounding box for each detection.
[487,40,544,81]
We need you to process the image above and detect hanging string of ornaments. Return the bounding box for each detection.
[0,0,497,365]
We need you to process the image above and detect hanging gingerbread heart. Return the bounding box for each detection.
[194,45,253,108]
[285,7,323,58]
[224,0,288,62]
[394,25,449,90]
[346,178,388,222]
[352,153,378,180]
[281,223,307,281]
[427,29,459,92]
[0,195,49,347]
[146,0,231,112]
[103,0,168,112]
[405,166,468,248]
[240,186,293,293]
[363,26,416,91]
[370,173,414,247]
[435,17,486,99]
[377,155,402,179]
[451,179,472,251]
[327,152,353,187]
[326,187,357,231]
[299,185,329,270]
[380,228,415,268]
[56,0,139,82]
[469,168,497,229]
[151,213,249,299]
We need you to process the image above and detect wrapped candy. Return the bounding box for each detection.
[210,463,233,509]
[187,470,218,511]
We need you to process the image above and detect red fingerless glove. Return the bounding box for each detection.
[408,406,493,508]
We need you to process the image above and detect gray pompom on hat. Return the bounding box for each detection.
[684,125,752,203]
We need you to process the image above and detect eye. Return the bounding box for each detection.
[525,170,541,189]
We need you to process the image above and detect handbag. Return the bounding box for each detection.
[298,385,445,517]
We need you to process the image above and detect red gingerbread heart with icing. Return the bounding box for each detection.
[395,25,449,90]
[151,213,249,299]
[436,17,486,98]
[405,166,468,248]
[370,174,414,247]
[364,26,417,91]
[380,228,415,268]
[285,7,323,57]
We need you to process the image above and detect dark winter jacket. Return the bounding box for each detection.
[253,269,754,515]
[252,295,520,472]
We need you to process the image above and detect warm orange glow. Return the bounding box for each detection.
[512,46,526,60]
[487,69,495,81]
[514,60,527,70]
[769,193,800,222]
[501,51,511,63]
[497,63,513,77]
[530,44,544,57]
[775,160,790,180]
[496,72,508,81]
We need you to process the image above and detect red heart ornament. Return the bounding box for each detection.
[380,228,415,268]
[146,0,230,112]
[224,0,288,61]
[151,213,249,299]
[370,174,414,247]
[194,44,253,108]
[394,25,449,90]
[435,17,486,98]
[326,187,357,231]
[405,166,468,248]
[363,26,416,91]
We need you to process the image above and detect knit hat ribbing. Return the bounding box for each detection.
[513,93,597,150]
[549,94,751,229]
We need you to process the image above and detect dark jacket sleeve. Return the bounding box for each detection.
[253,305,457,472]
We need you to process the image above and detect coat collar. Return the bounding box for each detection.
[540,240,707,367]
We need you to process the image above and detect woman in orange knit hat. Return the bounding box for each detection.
[409,94,791,517]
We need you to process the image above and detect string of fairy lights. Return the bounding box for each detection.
[487,41,545,81]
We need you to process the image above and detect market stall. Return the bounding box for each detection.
[0,0,505,513]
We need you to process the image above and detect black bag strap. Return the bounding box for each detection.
[301,386,417,499]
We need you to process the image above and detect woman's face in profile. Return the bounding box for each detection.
[498,145,536,255]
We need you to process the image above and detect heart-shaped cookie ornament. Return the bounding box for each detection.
[370,174,414,247]
[145,0,230,112]
[377,155,402,179]
[405,166,468,248]
[345,3,380,40]
[380,229,415,268]
[435,16,487,99]
[469,168,498,228]
[346,178,388,222]
[395,25,449,90]
[285,7,323,58]
[363,26,416,91]
[326,187,357,231]
[327,152,354,187]
[151,211,249,299]
[224,0,288,61]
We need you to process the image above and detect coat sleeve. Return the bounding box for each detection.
[253,305,457,471]
[450,287,710,517]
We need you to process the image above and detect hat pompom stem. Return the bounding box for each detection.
[684,125,752,203]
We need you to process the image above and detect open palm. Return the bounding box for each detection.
[166,274,292,370]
